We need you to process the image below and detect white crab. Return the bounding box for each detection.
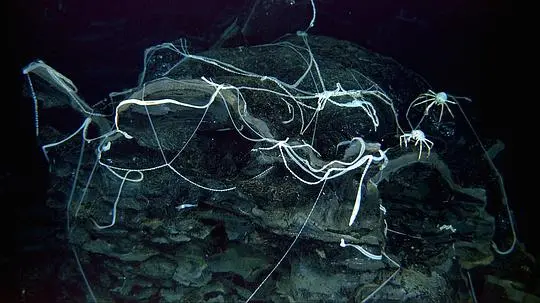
[400,129,433,159]
[411,90,457,122]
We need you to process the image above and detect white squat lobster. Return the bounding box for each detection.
[400,129,433,159]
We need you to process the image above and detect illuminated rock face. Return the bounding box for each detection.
[20,31,515,303]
